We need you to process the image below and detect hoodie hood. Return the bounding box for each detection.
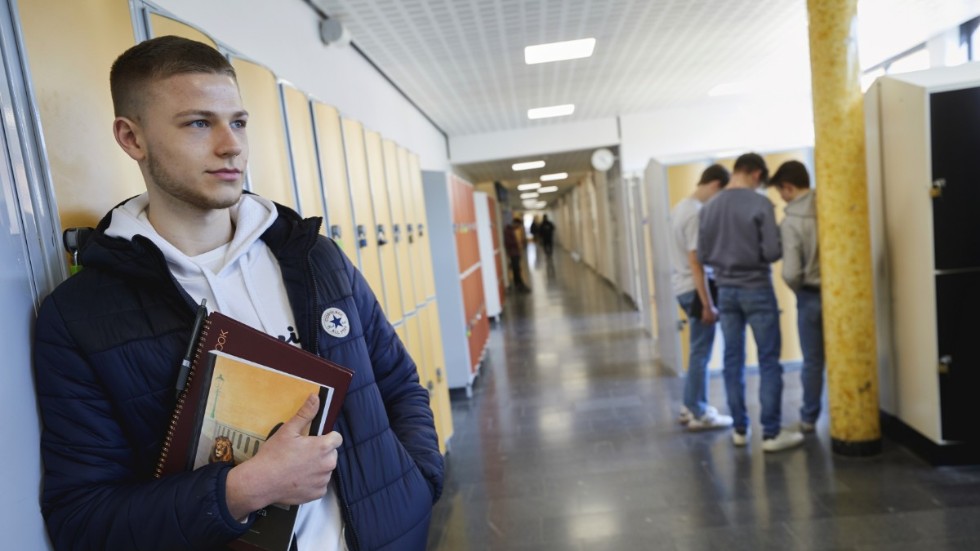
[784,189,816,218]
[104,193,295,337]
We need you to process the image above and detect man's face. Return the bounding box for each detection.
[135,72,248,211]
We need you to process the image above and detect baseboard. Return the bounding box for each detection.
[880,411,980,465]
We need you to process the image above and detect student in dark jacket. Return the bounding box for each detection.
[33,36,442,551]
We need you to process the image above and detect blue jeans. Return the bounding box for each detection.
[796,289,825,424]
[677,291,716,418]
[718,285,783,437]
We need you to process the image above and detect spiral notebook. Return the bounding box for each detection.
[155,311,354,551]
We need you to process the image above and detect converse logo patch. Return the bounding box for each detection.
[321,307,350,338]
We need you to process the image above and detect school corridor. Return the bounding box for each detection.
[426,245,980,551]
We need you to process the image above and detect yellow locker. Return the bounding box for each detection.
[421,303,453,451]
[281,84,326,226]
[231,58,294,208]
[398,147,427,309]
[313,103,356,259]
[408,154,437,300]
[19,0,141,229]
[149,13,215,46]
[341,119,384,298]
[364,130,402,323]
[406,312,441,453]
[383,140,416,312]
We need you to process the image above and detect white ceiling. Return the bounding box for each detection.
[310,0,980,201]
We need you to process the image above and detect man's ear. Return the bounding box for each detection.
[113,116,146,161]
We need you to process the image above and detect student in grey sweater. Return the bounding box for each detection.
[772,160,824,435]
[698,152,804,452]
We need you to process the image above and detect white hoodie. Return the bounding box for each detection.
[105,193,345,551]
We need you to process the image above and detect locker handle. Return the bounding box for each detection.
[357,224,368,248]
[393,224,401,244]
[330,224,343,240]
[377,224,388,246]
[418,224,425,237]
[426,380,435,394]
[436,368,443,383]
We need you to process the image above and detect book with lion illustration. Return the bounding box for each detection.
[155,311,354,551]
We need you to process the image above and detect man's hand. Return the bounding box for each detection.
[225,393,343,520]
[700,305,718,325]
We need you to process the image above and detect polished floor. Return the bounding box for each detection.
[425,245,980,551]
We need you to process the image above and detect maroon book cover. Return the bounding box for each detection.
[155,311,354,551]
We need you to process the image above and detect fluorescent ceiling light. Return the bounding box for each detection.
[525,38,596,65]
[520,192,539,199]
[513,160,545,171]
[517,182,541,191]
[540,172,567,181]
[528,104,575,120]
[534,201,547,209]
[538,186,559,193]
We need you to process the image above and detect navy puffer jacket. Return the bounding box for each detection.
[34,200,443,550]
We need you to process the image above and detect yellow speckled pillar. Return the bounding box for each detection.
[807,0,881,456]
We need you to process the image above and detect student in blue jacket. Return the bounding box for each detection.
[33,35,443,551]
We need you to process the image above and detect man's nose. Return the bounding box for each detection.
[215,124,244,158]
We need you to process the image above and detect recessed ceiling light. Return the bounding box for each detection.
[540,172,567,181]
[517,183,541,191]
[525,38,596,65]
[512,160,546,171]
[528,104,575,120]
[538,186,559,193]
[520,192,539,199]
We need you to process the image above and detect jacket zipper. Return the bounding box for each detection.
[302,224,360,551]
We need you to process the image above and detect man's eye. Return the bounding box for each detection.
[232,119,247,129]
[189,120,209,128]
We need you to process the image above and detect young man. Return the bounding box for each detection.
[670,164,733,431]
[698,152,803,452]
[33,36,443,551]
[537,214,556,256]
[772,160,824,434]
[504,215,530,292]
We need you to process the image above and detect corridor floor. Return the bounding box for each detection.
[425,246,980,551]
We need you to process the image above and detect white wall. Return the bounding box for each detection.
[449,118,619,164]
[153,0,448,173]
[619,94,815,173]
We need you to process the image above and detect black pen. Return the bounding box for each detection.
[176,299,208,397]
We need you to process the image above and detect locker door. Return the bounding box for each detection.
[398,147,426,309]
[384,140,416,313]
[231,58,294,208]
[313,103,356,260]
[281,84,325,225]
[341,119,383,297]
[422,303,453,450]
[409,154,437,300]
[364,130,401,322]
[149,13,215,46]
[20,0,142,228]
[930,87,980,441]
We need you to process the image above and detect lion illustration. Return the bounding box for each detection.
[209,435,236,466]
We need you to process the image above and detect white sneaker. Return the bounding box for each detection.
[762,429,805,452]
[732,428,750,446]
[688,409,734,431]
[679,405,719,425]
[798,421,816,434]
[678,406,693,425]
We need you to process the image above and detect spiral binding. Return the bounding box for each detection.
[153,319,213,478]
